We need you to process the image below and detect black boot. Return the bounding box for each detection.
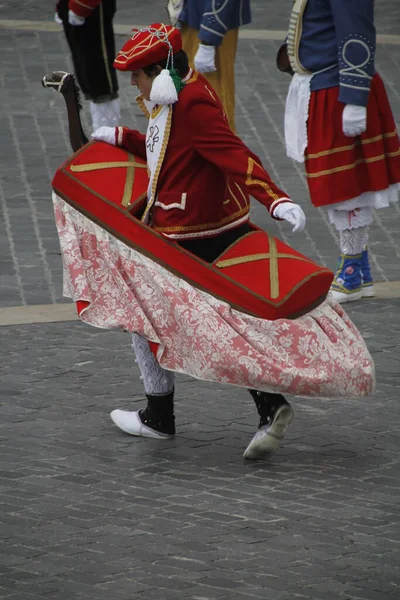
[248,389,291,426]
[139,391,176,436]
[244,390,294,460]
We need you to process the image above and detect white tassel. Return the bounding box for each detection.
[150,69,178,105]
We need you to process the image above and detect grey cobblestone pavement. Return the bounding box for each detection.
[1,299,400,600]
[0,1,400,599]
[2,0,400,35]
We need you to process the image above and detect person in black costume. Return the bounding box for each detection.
[56,0,120,132]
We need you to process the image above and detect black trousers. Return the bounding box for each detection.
[178,223,253,263]
[57,0,119,101]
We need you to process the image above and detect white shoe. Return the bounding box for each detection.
[243,404,294,460]
[110,409,174,439]
[330,288,363,304]
[362,284,375,298]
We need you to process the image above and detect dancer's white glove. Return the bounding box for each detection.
[342,104,367,137]
[68,10,85,26]
[194,44,217,73]
[54,12,63,25]
[92,126,117,145]
[273,202,306,233]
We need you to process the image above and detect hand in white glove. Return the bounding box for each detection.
[54,12,63,25]
[68,9,85,26]
[273,201,306,233]
[194,44,217,73]
[342,104,367,137]
[91,126,117,145]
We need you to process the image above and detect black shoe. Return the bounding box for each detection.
[139,392,175,435]
[244,390,294,460]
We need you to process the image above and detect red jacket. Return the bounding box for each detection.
[115,72,292,240]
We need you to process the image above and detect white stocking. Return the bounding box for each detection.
[131,334,175,396]
[340,225,369,255]
[89,98,121,132]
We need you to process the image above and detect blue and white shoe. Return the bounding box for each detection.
[361,248,375,298]
[330,253,363,303]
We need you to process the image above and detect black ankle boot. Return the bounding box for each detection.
[248,389,291,428]
[243,389,294,460]
[139,391,176,435]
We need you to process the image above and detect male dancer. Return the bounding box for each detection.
[56,0,120,132]
[92,23,306,460]
[166,0,251,131]
[283,0,400,303]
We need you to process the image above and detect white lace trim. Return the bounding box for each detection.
[327,183,400,230]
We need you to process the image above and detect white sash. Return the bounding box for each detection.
[140,101,172,224]
[139,69,193,224]
[284,73,312,163]
[145,104,171,201]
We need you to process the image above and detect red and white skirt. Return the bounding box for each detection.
[305,74,400,209]
[52,192,375,399]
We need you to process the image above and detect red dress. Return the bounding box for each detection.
[305,74,400,208]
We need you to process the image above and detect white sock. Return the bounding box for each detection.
[89,98,121,132]
[339,225,369,255]
[131,333,175,396]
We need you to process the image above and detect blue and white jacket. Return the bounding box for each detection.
[179,0,251,47]
[287,0,376,106]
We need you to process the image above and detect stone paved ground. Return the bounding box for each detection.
[0,1,400,599]
[2,0,400,35]
[1,299,400,600]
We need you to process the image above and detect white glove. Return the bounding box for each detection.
[166,0,184,26]
[91,126,117,145]
[342,104,367,137]
[194,44,217,73]
[68,9,85,26]
[273,202,306,233]
[54,12,63,25]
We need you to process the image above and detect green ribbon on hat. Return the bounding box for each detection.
[169,68,185,95]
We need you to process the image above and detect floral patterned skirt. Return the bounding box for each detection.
[53,193,375,399]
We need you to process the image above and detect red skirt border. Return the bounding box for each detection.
[305,74,400,207]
